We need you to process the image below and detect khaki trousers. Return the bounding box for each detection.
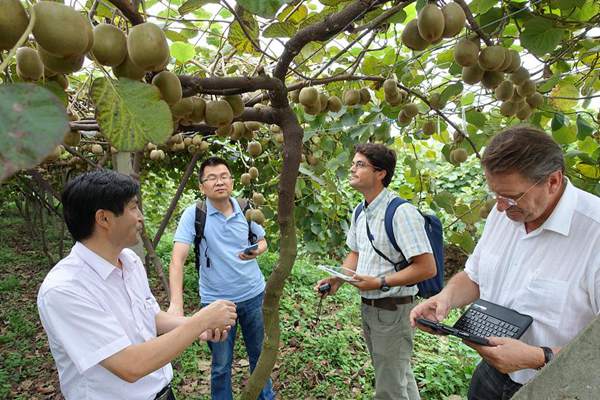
[361,302,420,400]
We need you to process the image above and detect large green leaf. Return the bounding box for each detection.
[178,0,217,15]
[277,4,307,24]
[91,78,173,151]
[520,17,565,57]
[0,84,69,182]
[227,8,260,54]
[263,21,296,38]
[170,42,195,63]
[237,0,288,18]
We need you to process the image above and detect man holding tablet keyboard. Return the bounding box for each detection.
[410,126,600,400]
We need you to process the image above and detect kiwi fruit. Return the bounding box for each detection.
[240,173,252,186]
[418,4,445,43]
[499,101,518,117]
[516,103,532,120]
[326,95,342,112]
[304,104,321,115]
[127,22,169,71]
[152,71,182,105]
[273,133,284,144]
[252,192,265,206]
[39,47,85,74]
[0,0,29,51]
[270,124,281,133]
[190,97,206,122]
[149,149,161,160]
[248,167,259,179]
[462,64,484,85]
[90,23,127,67]
[343,89,361,106]
[50,74,69,90]
[401,19,429,51]
[494,81,514,101]
[478,46,506,71]
[403,103,419,118]
[113,53,146,80]
[397,110,412,126]
[481,70,504,89]
[429,93,445,110]
[441,2,466,38]
[215,124,231,137]
[225,95,244,117]
[289,89,300,103]
[505,50,521,73]
[245,121,262,131]
[33,2,90,57]
[454,39,479,67]
[247,141,262,157]
[63,130,81,147]
[422,120,436,135]
[16,47,44,81]
[516,80,536,97]
[450,148,468,163]
[199,141,209,152]
[205,100,233,127]
[250,209,266,225]
[526,92,544,109]
[307,154,318,166]
[359,88,371,105]
[383,79,397,94]
[91,144,104,155]
[299,87,319,107]
[318,93,329,113]
[171,97,195,118]
[510,67,530,86]
[498,48,513,72]
[231,121,246,139]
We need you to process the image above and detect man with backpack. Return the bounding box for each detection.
[167,157,275,400]
[315,143,437,400]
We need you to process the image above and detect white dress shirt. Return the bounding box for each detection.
[465,181,600,384]
[37,242,173,399]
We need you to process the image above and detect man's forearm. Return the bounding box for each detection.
[386,254,436,287]
[444,271,480,308]
[156,310,188,335]
[168,261,185,307]
[342,251,359,272]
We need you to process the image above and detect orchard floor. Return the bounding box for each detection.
[0,208,473,400]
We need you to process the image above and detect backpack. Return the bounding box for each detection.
[193,198,257,273]
[354,197,444,298]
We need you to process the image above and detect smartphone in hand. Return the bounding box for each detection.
[242,243,258,255]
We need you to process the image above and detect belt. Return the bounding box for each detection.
[154,384,176,400]
[361,296,414,311]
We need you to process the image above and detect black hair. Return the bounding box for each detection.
[198,156,231,182]
[354,143,397,187]
[61,169,139,241]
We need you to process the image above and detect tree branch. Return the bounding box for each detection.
[454,0,493,46]
[106,0,144,25]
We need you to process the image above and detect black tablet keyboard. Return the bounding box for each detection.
[454,307,521,338]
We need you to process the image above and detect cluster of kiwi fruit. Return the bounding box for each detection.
[293,87,345,115]
[401,2,466,51]
[454,38,543,120]
[382,79,422,127]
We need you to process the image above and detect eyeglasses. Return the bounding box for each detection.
[202,174,233,184]
[350,160,380,170]
[489,177,545,208]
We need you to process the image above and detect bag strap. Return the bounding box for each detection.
[194,200,208,272]
[236,198,257,245]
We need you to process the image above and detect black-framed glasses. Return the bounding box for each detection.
[201,174,233,184]
[350,160,380,170]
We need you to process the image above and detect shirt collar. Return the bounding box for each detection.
[538,179,577,236]
[206,197,240,216]
[72,242,121,280]
[364,188,389,211]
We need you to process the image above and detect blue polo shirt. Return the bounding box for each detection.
[173,198,266,303]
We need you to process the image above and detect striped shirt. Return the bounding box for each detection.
[346,188,432,299]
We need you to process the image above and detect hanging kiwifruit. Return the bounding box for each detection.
[526,92,544,109]
[0,0,29,51]
[343,89,361,106]
[383,79,398,95]
[401,19,429,51]
[319,93,329,113]
[171,97,195,118]
[510,67,530,86]
[63,130,81,147]
[113,52,146,80]
[516,103,532,120]
[16,47,44,81]
[189,97,206,123]
[478,46,506,71]
[422,120,436,135]
[248,167,259,179]
[127,22,170,72]
[429,93,445,110]
[499,101,518,117]
[225,95,244,117]
[397,110,412,126]
[152,71,182,105]
[516,80,536,97]
[462,64,485,85]
[359,88,371,105]
[327,95,342,112]
[32,2,89,57]
[299,87,319,107]
[505,50,521,73]
[441,2,466,38]
[90,23,127,67]
[494,81,514,101]
[454,38,479,67]
[39,47,85,74]
[403,103,419,118]
[231,121,246,139]
[252,192,265,206]
[417,4,445,43]
[450,148,468,164]
[481,70,504,89]
[205,100,234,127]
[245,121,262,131]
[498,48,513,72]
[247,141,262,157]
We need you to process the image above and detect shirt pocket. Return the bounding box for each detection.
[133,297,158,339]
[518,278,567,329]
[478,253,502,296]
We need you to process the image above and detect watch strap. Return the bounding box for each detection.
[541,346,554,366]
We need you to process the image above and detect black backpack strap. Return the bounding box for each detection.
[237,198,257,245]
[194,200,208,272]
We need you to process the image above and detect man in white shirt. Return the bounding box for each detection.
[410,125,600,399]
[316,143,436,400]
[37,169,237,400]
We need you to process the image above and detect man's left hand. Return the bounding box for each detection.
[239,250,258,260]
[465,337,544,374]
[348,273,380,291]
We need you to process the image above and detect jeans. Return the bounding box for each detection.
[468,360,523,400]
[203,292,275,400]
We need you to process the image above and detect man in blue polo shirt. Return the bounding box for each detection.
[167,157,275,400]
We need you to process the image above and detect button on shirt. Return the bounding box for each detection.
[37,242,172,400]
[173,198,266,303]
[465,181,600,384]
[347,188,433,299]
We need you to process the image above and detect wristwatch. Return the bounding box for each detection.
[379,276,390,292]
[539,346,554,368]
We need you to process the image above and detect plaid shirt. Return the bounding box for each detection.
[347,188,432,299]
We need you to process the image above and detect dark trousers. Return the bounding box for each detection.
[154,384,176,400]
[468,361,523,400]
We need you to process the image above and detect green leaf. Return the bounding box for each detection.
[552,125,577,144]
[576,115,594,139]
[277,4,307,24]
[450,231,475,254]
[178,0,218,15]
[440,82,463,104]
[477,8,503,35]
[227,9,260,54]
[91,78,173,151]
[237,0,288,18]
[520,17,565,57]
[551,113,566,131]
[550,82,579,111]
[433,190,455,211]
[0,84,69,182]
[465,109,486,127]
[170,42,195,63]
[299,164,325,185]
[263,21,296,38]
[538,73,561,93]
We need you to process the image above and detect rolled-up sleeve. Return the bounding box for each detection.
[392,204,432,260]
[346,206,359,252]
[173,205,196,244]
